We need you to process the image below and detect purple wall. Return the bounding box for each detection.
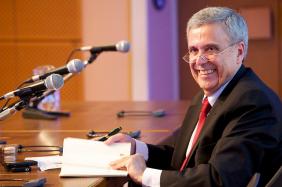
[147,0,178,100]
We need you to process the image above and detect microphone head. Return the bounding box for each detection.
[116,40,130,53]
[44,74,64,90]
[67,59,85,73]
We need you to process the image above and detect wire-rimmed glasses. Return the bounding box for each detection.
[183,42,238,64]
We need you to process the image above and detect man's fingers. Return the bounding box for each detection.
[109,156,129,170]
[104,133,125,145]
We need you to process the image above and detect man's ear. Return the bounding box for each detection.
[237,41,245,64]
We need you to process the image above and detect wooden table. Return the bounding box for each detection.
[0,101,189,186]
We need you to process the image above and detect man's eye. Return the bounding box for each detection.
[188,48,198,55]
[207,47,216,51]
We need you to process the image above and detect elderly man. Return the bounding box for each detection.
[106,7,282,187]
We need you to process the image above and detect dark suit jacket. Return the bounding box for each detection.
[146,65,282,187]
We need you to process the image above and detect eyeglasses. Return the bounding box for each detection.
[183,42,238,64]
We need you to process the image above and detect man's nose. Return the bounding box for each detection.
[195,55,208,64]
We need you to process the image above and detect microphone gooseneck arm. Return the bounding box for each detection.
[87,53,99,64]
[0,100,27,121]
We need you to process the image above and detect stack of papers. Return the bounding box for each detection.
[59,137,131,177]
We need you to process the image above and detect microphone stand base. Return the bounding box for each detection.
[22,107,70,120]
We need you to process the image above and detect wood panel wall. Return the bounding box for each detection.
[178,0,282,100]
[0,0,84,104]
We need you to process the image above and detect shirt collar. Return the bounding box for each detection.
[204,80,230,107]
[204,66,241,106]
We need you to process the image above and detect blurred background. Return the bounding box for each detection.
[0,0,281,103]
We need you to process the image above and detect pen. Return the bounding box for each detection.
[98,127,122,141]
[4,160,38,169]
[10,166,31,172]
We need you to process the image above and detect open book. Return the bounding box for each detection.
[59,137,131,177]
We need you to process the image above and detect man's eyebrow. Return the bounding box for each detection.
[188,46,197,50]
[188,43,220,50]
[204,43,220,49]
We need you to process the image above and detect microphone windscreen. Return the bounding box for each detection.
[116,40,130,52]
[67,59,84,73]
[44,74,64,90]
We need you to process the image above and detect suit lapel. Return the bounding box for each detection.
[173,94,203,168]
[180,105,201,152]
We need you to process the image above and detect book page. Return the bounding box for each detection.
[59,137,131,177]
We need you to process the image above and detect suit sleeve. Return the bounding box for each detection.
[146,144,174,170]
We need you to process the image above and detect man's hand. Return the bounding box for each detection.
[104,133,136,154]
[110,153,146,184]
[105,133,145,184]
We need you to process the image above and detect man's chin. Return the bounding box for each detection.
[200,85,218,95]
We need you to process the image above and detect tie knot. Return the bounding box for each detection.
[201,97,211,116]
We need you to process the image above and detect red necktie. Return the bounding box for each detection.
[179,97,211,172]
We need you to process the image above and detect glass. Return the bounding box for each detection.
[183,42,237,64]
[32,65,61,111]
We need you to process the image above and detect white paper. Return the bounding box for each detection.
[25,155,62,171]
[59,137,131,177]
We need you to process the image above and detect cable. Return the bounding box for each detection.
[64,49,80,64]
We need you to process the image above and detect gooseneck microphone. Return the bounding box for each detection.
[24,59,84,83]
[79,40,130,54]
[116,109,166,118]
[0,74,64,100]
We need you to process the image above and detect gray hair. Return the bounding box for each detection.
[187,7,248,58]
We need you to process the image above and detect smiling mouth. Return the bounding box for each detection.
[198,69,215,75]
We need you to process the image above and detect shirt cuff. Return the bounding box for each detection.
[135,139,149,161]
[142,168,162,187]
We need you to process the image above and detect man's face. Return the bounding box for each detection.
[187,23,244,96]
